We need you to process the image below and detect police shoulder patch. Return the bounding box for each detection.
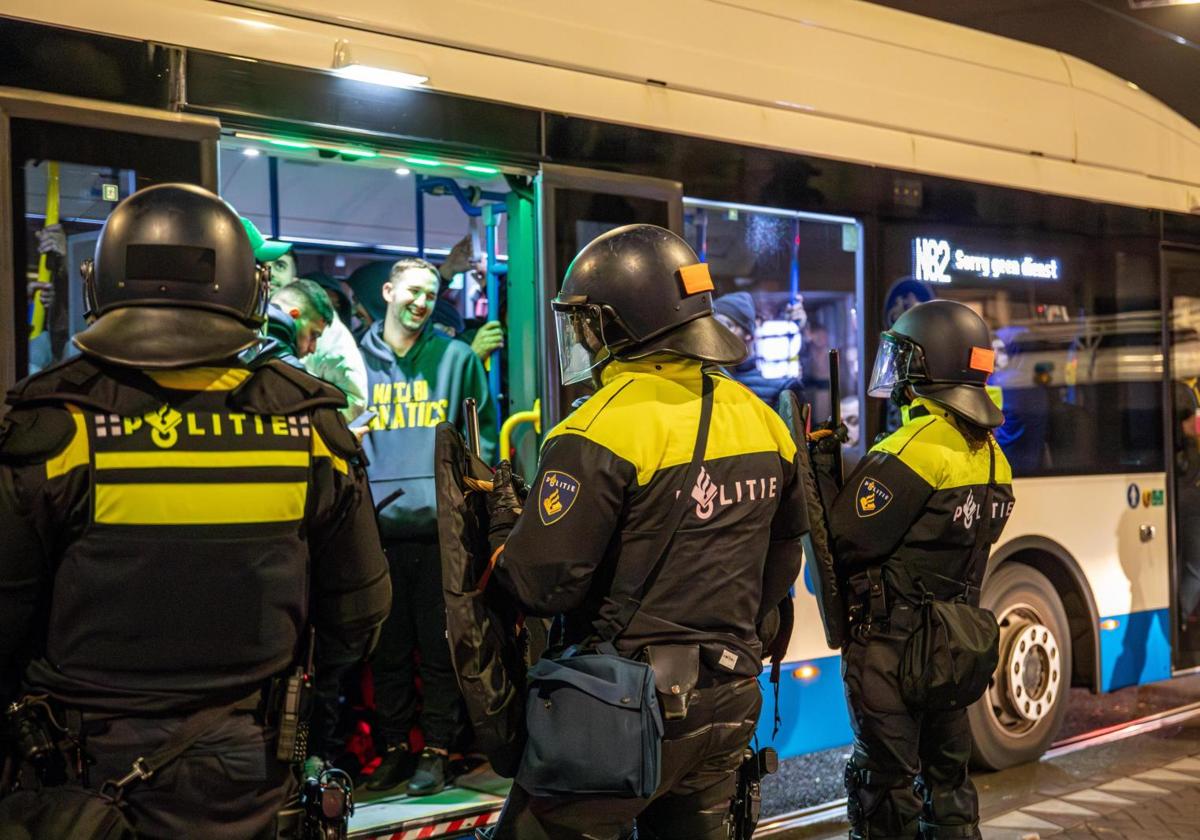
[538,470,580,525]
[856,476,893,518]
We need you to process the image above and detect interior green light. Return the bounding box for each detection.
[405,156,442,167]
[338,148,377,158]
[461,164,499,175]
[268,138,314,149]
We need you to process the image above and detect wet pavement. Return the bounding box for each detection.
[355,676,1200,837]
[761,673,1200,821]
[768,684,1200,838]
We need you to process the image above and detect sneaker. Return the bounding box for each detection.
[365,744,418,791]
[406,748,447,796]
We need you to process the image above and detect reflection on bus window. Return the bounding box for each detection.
[884,227,1162,477]
[685,200,864,462]
[23,161,134,376]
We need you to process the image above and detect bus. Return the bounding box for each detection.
[1,0,1198,833]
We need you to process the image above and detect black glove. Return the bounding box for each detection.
[486,460,523,552]
[809,419,848,454]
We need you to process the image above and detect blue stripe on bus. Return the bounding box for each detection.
[755,655,852,759]
[753,607,1173,760]
[1100,607,1171,692]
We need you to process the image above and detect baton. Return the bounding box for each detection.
[463,397,482,456]
[828,348,844,488]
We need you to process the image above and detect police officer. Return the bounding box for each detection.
[484,224,809,839]
[830,300,1014,840]
[0,184,391,838]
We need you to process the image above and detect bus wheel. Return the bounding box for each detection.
[968,563,1071,770]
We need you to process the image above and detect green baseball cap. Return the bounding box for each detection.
[240,217,293,262]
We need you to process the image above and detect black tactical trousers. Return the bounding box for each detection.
[491,675,761,840]
[81,708,295,840]
[374,540,465,749]
[842,602,980,840]
[308,630,360,762]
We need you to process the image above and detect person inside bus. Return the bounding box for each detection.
[357,256,497,795]
[309,271,355,327]
[241,218,368,420]
[993,360,1053,473]
[347,243,504,361]
[299,269,369,421]
[438,234,506,363]
[254,278,331,368]
[712,290,805,407]
[27,224,77,373]
[346,260,391,340]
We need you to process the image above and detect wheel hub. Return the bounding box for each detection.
[1003,621,1061,723]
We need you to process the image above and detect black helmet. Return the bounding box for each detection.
[74,184,268,369]
[868,299,1003,428]
[551,224,745,384]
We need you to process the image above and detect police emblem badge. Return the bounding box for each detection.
[855,476,893,518]
[538,470,580,525]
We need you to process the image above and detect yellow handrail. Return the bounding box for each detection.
[499,398,541,463]
[30,161,60,338]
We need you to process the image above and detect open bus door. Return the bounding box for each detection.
[536,164,684,428]
[1167,248,1200,672]
[0,89,218,399]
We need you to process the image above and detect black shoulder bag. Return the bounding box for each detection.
[900,439,1002,712]
[516,374,714,799]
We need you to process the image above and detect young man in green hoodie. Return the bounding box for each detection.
[358,257,497,795]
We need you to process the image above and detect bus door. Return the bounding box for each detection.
[536,164,683,435]
[1167,248,1200,670]
[0,89,218,396]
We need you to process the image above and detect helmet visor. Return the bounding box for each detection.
[554,303,610,386]
[867,334,907,398]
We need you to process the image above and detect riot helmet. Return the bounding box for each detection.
[552,224,745,385]
[75,184,268,369]
[867,299,1003,428]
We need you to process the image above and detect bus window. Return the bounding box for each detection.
[1167,250,1200,667]
[883,225,1162,477]
[22,160,128,375]
[685,200,865,463]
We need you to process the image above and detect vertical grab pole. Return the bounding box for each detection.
[30,161,60,339]
[267,156,281,239]
[415,174,426,259]
[790,217,801,306]
[484,203,503,432]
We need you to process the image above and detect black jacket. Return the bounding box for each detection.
[831,399,1015,602]
[494,358,808,677]
[0,355,391,712]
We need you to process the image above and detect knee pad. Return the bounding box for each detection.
[845,759,918,838]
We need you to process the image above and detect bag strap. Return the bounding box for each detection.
[594,372,715,648]
[101,702,238,801]
[963,438,997,598]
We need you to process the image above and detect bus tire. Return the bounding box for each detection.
[969,563,1071,771]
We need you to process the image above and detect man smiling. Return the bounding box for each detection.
[357,257,496,795]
